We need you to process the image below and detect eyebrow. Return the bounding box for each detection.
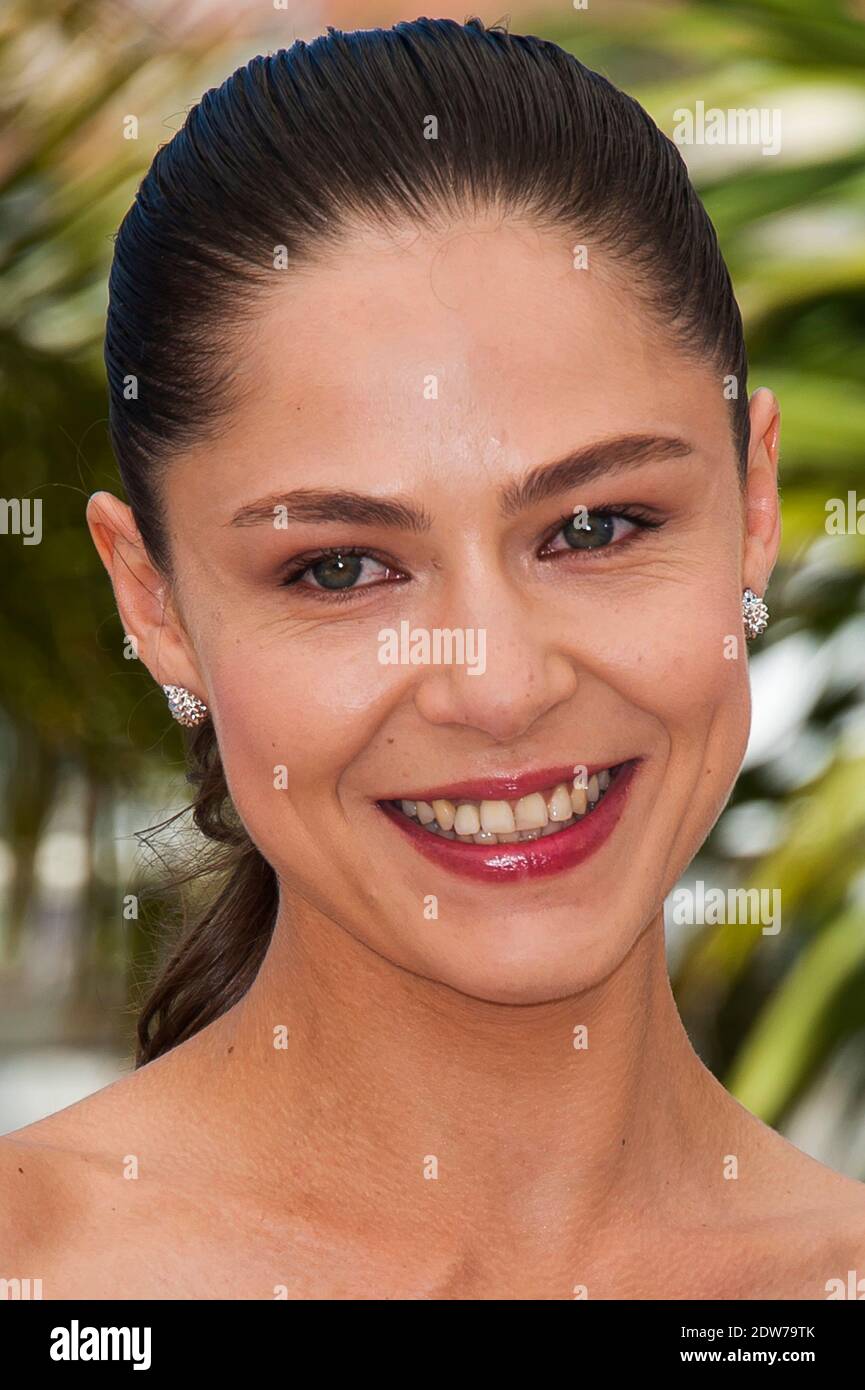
[229,433,693,531]
[230,489,433,531]
[498,433,694,516]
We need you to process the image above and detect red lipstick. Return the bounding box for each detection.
[378,761,616,805]
[378,759,639,883]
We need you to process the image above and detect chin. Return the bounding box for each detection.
[374,896,652,1006]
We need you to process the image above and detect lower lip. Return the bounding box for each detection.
[378,760,639,883]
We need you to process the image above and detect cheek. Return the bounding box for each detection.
[644,612,750,729]
[582,590,751,890]
[201,633,397,806]
[621,592,753,838]
[579,582,751,757]
[603,575,750,711]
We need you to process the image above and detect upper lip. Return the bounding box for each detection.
[377,760,627,804]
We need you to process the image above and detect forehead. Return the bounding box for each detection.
[174,220,729,507]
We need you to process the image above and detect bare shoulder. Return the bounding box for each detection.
[734,1106,865,1296]
[0,1063,143,1251]
[775,1174,865,1299]
[0,1042,208,1296]
[749,1104,865,1217]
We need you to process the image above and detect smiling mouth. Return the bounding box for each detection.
[383,764,620,845]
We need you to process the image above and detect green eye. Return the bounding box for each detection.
[287,550,399,594]
[562,512,616,549]
[309,553,365,589]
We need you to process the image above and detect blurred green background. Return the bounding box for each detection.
[1,0,864,1172]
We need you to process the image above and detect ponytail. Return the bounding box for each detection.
[134,724,277,1066]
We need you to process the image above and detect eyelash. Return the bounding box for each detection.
[278,506,665,601]
[538,505,663,558]
[278,546,406,601]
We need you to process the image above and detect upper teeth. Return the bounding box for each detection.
[394,768,613,843]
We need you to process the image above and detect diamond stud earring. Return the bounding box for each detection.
[163,684,209,727]
[742,588,769,640]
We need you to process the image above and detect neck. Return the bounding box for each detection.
[199,900,731,1283]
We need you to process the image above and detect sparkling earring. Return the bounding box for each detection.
[742,588,769,640]
[163,684,209,727]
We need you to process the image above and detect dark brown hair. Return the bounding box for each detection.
[105,16,749,1066]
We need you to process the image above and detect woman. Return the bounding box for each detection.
[3,16,863,1300]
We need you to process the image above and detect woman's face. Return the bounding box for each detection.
[97,220,780,1002]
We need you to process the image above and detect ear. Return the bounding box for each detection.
[86,491,206,700]
[742,386,781,597]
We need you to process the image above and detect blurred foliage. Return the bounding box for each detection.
[0,0,864,1167]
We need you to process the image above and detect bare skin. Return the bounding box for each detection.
[3,921,864,1299]
[2,219,863,1299]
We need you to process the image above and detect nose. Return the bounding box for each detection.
[412,605,579,742]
